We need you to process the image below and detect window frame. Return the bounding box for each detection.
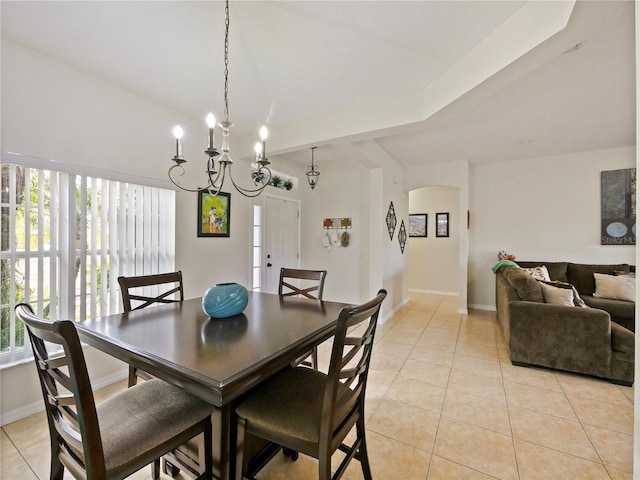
[1,152,177,367]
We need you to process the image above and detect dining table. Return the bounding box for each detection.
[76,291,350,480]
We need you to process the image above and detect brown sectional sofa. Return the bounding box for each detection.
[495,261,634,386]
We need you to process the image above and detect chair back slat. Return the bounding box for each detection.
[278,268,327,300]
[118,271,184,312]
[321,289,386,444]
[59,404,81,432]
[53,411,84,455]
[15,303,106,478]
[47,366,73,392]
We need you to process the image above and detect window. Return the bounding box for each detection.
[0,153,176,366]
[251,204,262,291]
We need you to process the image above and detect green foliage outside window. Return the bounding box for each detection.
[1,166,108,354]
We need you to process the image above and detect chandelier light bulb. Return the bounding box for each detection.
[206,113,216,150]
[206,113,216,128]
[259,126,269,141]
[173,125,184,139]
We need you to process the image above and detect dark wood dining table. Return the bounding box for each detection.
[76,291,349,480]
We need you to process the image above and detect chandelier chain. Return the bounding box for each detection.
[169,0,272,198]
[223,0,230,122]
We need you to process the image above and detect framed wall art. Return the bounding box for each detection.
[408,213,427,237]
[601,168,636,245]
[436,212,449,238]
[198,191,231,237]
[386,201,397,240]
[398,220,407,253]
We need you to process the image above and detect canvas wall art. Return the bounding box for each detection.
[601,168,635,245]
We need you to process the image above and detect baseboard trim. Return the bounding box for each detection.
[409,288,459,297]
[468,303,497,312]
[1,370,128,426]
[379,297,410,324]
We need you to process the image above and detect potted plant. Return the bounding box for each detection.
[283,179,293,191]
[270,175,282,188]
[251,170,266,185]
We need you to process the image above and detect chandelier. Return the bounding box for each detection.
[306,147,320,190]
[169,0,272,198]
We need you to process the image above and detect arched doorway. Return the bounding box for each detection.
[408,185,460,296]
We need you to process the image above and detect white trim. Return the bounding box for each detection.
[468,303,497,312]
[0,399,45,427]
[2,151,175,190]
[378,296,410,324]
[408,288,459,297]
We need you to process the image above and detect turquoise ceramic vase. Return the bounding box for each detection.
[202,283,249,319]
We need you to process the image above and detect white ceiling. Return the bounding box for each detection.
[1,0,635,169]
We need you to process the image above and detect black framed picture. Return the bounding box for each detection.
[436,212,449,238]
[408,214,427,237]
[197,191,230,237]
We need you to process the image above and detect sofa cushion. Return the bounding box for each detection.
[567,263,630,296]
[611,322,634,355]
[582,295,635,322]
[517,262,568,282]
[539,282,574,306]
[593,273,635,302]
[502,266,543,302]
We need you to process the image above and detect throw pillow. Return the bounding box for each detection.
[593,273,635,302]
[539,282,575,306]
[539,280,587,307]
[522,266,551,282]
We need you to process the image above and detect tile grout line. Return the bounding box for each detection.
[1,426,42,480]
[424,296,461,480]
[556,379,617,479]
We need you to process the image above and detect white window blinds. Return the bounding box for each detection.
[0,152,176,366]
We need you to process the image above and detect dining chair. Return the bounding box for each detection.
[118,270,184,312]
[234,289,387,480]
[15,302,214,480]
[278,268,327,300]
[278,268,328,369]
[117,270,203,478]
[117,271,184,386]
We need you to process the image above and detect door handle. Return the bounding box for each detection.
[267,263,272,267]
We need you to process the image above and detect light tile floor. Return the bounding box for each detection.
[1,293,634,479]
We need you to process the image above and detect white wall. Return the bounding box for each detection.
[298,159,370,304]
[408,186,460,294]
[297,152,409,320]
[468,146,635,309]
[382,163,409,316]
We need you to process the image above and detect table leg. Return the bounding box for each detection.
[211,404,236,480]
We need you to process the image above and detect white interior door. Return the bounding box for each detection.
[264,197,300,294]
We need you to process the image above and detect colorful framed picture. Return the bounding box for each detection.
[197,191,230,237]
[436,212,449,238]
[408,214,427,237]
